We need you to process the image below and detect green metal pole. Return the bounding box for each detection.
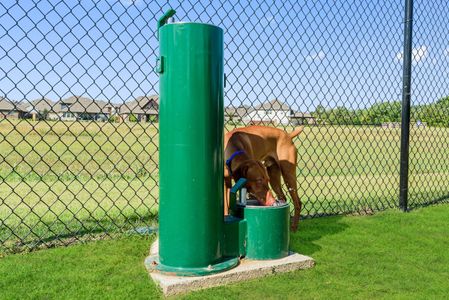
[154,12,238,276]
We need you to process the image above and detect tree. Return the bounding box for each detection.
[39,109,49,121]
[312,105,326,125]
[312,98,449,127]
[129,114,138,122]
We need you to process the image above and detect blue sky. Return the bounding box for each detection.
[0,0,448,112]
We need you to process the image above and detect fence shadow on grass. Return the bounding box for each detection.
[1,211,159,254]
[409,193,449,210]
[290,215,349,256]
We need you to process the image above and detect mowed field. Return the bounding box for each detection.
[1,119,448,254]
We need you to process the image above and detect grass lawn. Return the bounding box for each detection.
[1,205,449,299]
[1,119,449,253]
[0,120,160,252]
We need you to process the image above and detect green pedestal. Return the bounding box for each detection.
[244,204,290,260]
[146,255,239,277]
[223,215,247,258]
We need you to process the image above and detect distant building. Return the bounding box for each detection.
[23,98,54,120]
[50,96,117,121]
[241,98,316,126]
[224,105,251,123]
[0,98,26,119]
[119,95,159,122]
[2,96,167,122]
[242,99,292,125]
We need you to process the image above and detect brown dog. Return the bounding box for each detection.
[224,125,304,231]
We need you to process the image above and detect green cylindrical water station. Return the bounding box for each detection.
[149,9,291,277]
[156,10,238,276]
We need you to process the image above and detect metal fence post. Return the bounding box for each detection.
[399,0,414,211]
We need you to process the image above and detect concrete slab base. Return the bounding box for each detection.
[144,240,314,296]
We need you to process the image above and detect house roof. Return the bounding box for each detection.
[25,98,55,113]
[1,95,162,115]
[225,105,252,118]
[0,97,26,112]
[119,95,159,115]
[254,99,290,111]
[55,96,110,114]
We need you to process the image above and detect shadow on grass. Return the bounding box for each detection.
[409,192,449,210]
[289,215,349,256]
[1,211,159,254]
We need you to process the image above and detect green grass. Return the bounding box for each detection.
[2,205,449,299]
[0,120,160,252]
[1,119,449,253]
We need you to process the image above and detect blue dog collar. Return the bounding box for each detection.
[226,150,245,175]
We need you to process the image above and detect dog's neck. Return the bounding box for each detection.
[227,151,249,176]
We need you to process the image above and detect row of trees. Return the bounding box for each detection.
[312,96,449,127]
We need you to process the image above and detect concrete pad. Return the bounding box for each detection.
[144,244,314,296]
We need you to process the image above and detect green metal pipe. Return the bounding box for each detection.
[158,20,229,272]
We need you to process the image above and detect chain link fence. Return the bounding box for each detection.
[0,0,447,254]
[407,0,449,208]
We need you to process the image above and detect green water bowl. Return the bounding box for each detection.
[243,202,290,260]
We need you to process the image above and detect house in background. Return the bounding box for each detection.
[1,95,316,126]
[51,96,117,121]
[119,95,159,122]
[0,98,26,119]
[241,98,316,126]
[23,98,55,120]
[242,99,293,125]
[224,105,252,124]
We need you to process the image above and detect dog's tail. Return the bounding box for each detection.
[289,126,304,139]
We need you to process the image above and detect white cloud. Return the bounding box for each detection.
[120,0,141,6]
[395,45,427,62]
[413,46,428,61]
[444,48,449,56]
[305,51,326,62]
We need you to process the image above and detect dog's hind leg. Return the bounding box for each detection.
[279,149,302,232]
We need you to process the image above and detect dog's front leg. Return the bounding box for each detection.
[224,171,232,215]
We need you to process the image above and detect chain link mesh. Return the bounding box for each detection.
[408,1,449,208]
[0,1,446,254]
